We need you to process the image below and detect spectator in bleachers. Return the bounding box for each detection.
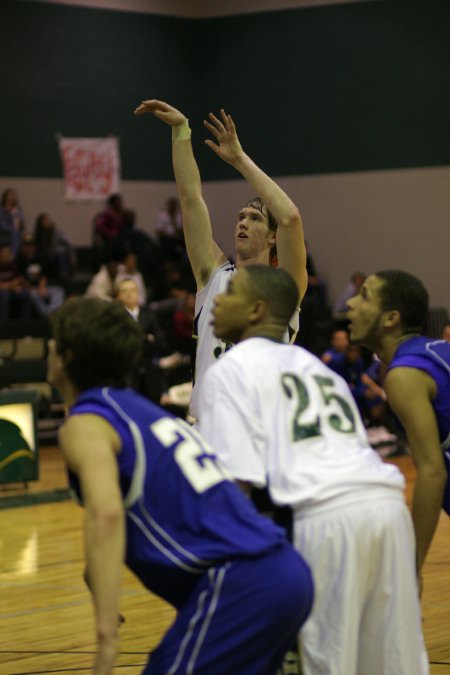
[149,257,195,321]
[0,188,25,258]
[16,234,65,316]
[294,242,329,353]
[33,213,76,280]
[320,328,349,377]
[0,244,34,320]
[115,276,185,404]
[342,343,367,414]
[85,250,122,300]
[333,271,366,323]
[360,356,389,425]
[155,196,185,260]
[92,194,127,270]
[321,332,382,425]
[116,251,147,306]
[172,291,195,355]
[93,194,126,248]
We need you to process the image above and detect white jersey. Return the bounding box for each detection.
[199,337,428,675]
[190,263,300,421]
[198,337,404,512]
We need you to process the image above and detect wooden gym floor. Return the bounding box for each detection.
[0,447,449,674]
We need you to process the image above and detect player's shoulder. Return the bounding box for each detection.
[208,260,235,286]
[204,339,260,384]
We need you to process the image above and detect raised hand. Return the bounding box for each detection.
[134,99,187,127]
[203,109,245,166]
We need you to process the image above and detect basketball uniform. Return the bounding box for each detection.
[190,261,300,421]
[67,386,313,675]
[198,338,429,675]
[387,336,450,513]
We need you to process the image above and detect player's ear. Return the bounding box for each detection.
[249,299,268,324]
[383,309,401,329]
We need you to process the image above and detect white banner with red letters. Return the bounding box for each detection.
[58,136,121,200]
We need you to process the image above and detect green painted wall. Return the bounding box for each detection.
[1,0,448,180]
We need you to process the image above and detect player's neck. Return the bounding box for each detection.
[379,332,419,365]
[235,250,270,268]
[242,323,285,342]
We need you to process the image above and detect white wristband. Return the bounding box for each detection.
[172,119,191,142]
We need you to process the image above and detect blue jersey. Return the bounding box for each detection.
[68,387,287,608]
[388,336,450,513]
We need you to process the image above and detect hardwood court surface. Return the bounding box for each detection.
[1,447,449,674]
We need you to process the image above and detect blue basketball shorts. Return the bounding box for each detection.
[145,541,313,675]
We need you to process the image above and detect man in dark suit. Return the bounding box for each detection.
[115,276,182,403]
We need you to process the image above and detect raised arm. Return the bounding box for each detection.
[59,414,125,675]
[385,367,446,577]
[134,99,226,289]
[204,110,308,300]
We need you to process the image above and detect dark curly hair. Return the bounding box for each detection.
[51,297,143,391]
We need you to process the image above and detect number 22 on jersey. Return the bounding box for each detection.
[151,417,231,493]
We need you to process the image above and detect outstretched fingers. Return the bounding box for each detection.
[219,108,233,128]
[204,139,218,153]
[203,118,221,139]
[208,109,230,131]
[224,111,236,133]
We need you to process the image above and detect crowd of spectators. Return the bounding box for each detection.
[2,189,448,432]
[0,188,77,321]
[0,189,195,411]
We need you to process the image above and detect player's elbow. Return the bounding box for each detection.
[418,460,447,489]
[89,502,124,530]
[179,187,203,208]
[277,205,301,230]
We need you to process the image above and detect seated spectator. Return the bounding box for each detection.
[294,242,329,353]
[85,251,122,300]
[322,335,368,416]
[149,257,196,332]
[115,277,185,404]
[361,356,389,425]
[340,346,393,437]
[342,343,368,413]
[93,194,126,247]
[33,213,76,280]
[0,244,34,320]
[361,356,401,454]
[322,329,397,446]
[16,234,65,316]
[0,188,25,258]
[172,291,195,354]
[333,271,366,322]
[155,196,185,260]
[92,194,127,270]
[321,329,349,376]
[116,251,147,306]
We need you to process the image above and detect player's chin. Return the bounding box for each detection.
[235,238,248,252]
[347,324,361,343]
[212,322,227,341]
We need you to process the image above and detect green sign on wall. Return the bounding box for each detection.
[0,390,39,485]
